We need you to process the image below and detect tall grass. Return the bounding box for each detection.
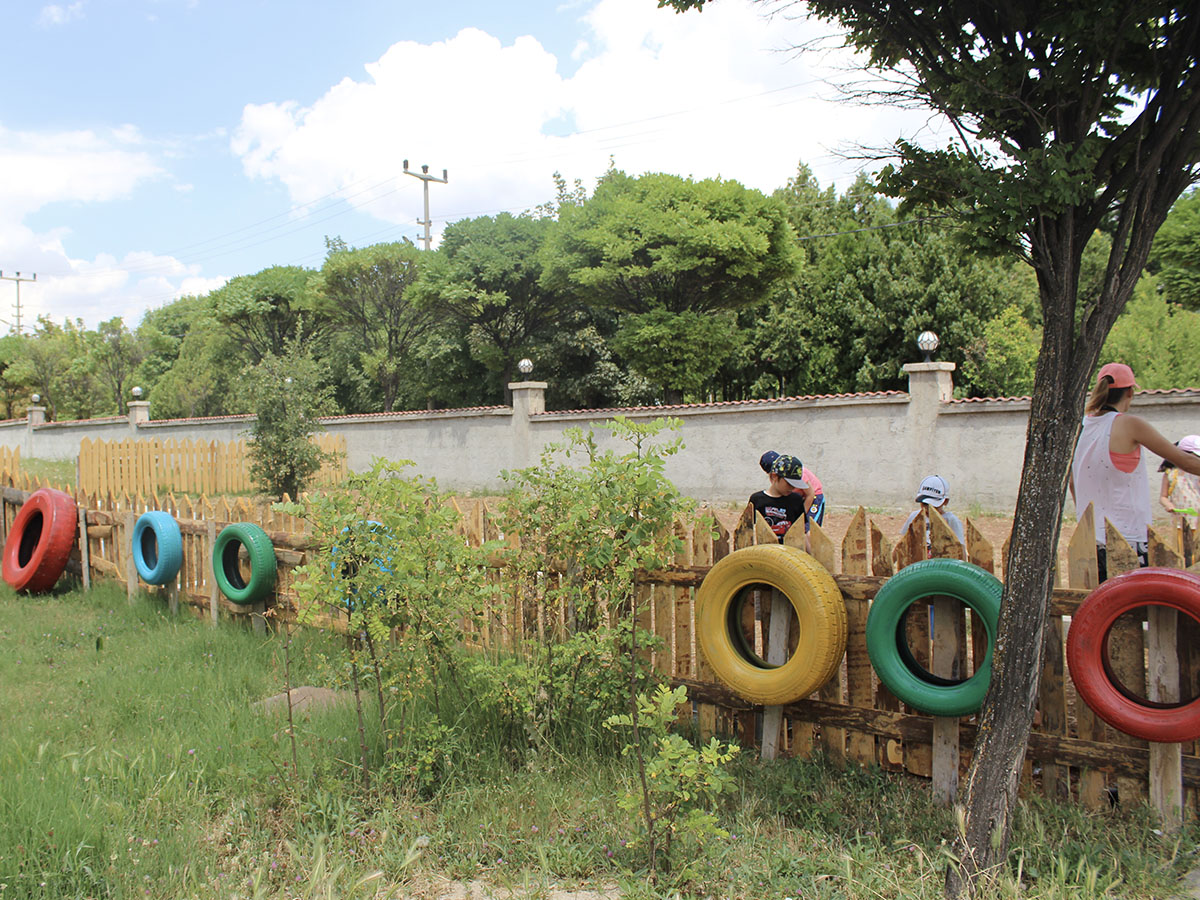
[0,582,1194,899]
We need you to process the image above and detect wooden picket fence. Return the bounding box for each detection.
[2,465,1198,826]
[78,435,347,497]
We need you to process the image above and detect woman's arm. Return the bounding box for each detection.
[1119,415,1200,476]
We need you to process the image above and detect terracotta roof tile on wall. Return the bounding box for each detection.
[320,405,508,422]
[949,386,1200,404]
[37,415,126,427]
[535,391,907,417]
[141,414,255,425]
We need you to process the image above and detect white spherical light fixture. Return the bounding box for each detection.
[917,330,940,362]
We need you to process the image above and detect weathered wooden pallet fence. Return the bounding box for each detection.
[78,435,347,498]
[2,465,1197,825]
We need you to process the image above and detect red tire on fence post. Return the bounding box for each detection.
[1066,567,1200,743]
[2,487,78,593]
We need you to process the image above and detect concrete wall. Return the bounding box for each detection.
[2,367,1197,513]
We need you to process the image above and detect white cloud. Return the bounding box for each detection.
[0,124,163,218]
[231,0,944,241]
[37,2,85,27]
[0,125,216,329]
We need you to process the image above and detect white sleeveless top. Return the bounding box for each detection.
[1071,411,1151,545]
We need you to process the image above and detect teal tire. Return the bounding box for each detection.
[866,558,1001,717]
[132,511,183,586]
[213,522,277,605]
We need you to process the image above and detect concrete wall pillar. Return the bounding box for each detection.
[508,380,547,471]
[25,405,45,460]
[901,361,957,501]
[127,401,150,428]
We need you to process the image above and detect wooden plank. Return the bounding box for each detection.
[870,517,902,768]
[77,507,91,591]
[839,508,873,766]
[808,519,835,572]
[871,520,895,577]
[1067,506,1107,808]
[1039,614,1069,801]
[931,593,960,805]
[733,503,755,551]
[1105,520,1150,808]
[207,519,219,626]
[1146,524,1185,828]
[674,518,694,679]
[760,587,791,761]
[1148,604,1184,830]
[124,511,136,603]
[895,506,926,571]
[676,678,1200,783]
[754,510,777,547]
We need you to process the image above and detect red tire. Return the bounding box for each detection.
[2,488,78,593]
[1066,567,1200,743]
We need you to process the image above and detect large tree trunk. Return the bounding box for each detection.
[947,180,1185,895]
[945,335,1086,896]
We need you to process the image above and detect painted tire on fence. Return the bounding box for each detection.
[1066,567,1200,743]
[696,544,847,706]
[2,487,78,593]
[212,522,277,606]
[330,521,390,611]
[132,511,183,586]
[865,558,1001,717]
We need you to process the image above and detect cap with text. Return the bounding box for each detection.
[915,474,949,508]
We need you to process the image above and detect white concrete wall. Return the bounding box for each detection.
[1,368,1196,513]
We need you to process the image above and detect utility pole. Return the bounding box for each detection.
[0,271,35,336]
[403,159,448,251]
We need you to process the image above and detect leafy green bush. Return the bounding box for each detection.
[286,459,493,788]
[606,684,739,881]
[487,416,688,752]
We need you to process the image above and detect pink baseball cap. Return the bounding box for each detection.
[1180,435,1200,457]
[1097,362,1137,389]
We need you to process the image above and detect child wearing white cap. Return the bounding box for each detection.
[1159,435,1200,531]
[902,474,965,546]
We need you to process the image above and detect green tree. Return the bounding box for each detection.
[244,336,337,500]
[413,213,573,401]
[88,317,144,415]
[542,169,800,402]
[747,179,1021,397]
[960,305,1042,397]
[149,314,243,419]
[212,265,319,364]
[17,317,100,421]
[319,240,432,412]
[1101,275,1200,387]
[0,335,33,418]
[1149,188,1200,310]
[659,2,1200,895]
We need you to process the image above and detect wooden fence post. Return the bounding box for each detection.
[124,511,136,603]
[1068,505,1107,808]
[77,507,91,591]
[1148,529,1184,831]
[929,508,964,806]
[207,519,219,626]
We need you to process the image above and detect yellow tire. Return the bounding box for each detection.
[696,544,847,706]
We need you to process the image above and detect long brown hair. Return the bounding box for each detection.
[1085,376,1132,416]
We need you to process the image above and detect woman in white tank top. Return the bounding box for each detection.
[1070,363,1200,580]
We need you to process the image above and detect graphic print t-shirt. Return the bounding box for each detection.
[748,491,808,541]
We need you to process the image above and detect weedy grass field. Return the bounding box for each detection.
[0,582,1195,899]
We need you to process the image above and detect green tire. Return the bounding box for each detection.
[866,558,1001,717]
[212,522,277,605]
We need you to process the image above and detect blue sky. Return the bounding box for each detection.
[0,0,940,330]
